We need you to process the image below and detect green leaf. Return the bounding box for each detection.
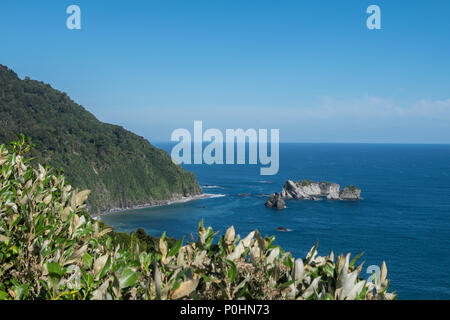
[82,252,93,269]
[13,283,29,300]
[278,280,294,290]
[350,251,365,268]
[284,255,294,269]
[172,281,181,291]
[47,262,64,276]
[356,285,367,300]
[0,290,8,300]
[373,271,378,287]
[87,274,94,288]
[9,245,19,255]
[324,292,334,300]
[119,267,138,289]
[94,254,110,279]
[47,262,64,289]
[312,267,319,278]
[324,263,335,277]
[98,255,111,280]
[226,259,237,283]
[168,237,184,257]
[105,237,112,250]
[200,273,211,283]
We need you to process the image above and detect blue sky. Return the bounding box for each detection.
[1,0,449,143]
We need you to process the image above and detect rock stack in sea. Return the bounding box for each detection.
[264,193,286,209]
[265,179,361,209]
[338,186,362,200]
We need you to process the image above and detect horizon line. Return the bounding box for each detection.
[151,141,450,146]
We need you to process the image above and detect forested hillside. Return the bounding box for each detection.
[0,65,201,214]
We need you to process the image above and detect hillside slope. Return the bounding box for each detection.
[0,65,202,214]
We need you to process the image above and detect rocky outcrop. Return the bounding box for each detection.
[266,179,361,209]
[339,186,361,200]
[319,182,341,199]
[280,180,342,200]
[265,193,286,209]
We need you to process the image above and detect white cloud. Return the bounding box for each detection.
[93,96,450,143]
[296,96,450,121]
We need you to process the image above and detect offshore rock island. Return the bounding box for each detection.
[265,179,361,209]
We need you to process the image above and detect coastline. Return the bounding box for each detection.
[96,193,224,217]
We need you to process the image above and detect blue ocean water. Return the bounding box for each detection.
[102,143,450,300]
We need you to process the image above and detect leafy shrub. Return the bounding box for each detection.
[0,137,396,300]
[348,185,360,192]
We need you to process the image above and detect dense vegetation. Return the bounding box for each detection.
[300,179,313,186]
[0,65,201,214]
[348,185,360,192]
[0,137,396,300]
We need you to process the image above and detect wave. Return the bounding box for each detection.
[256,193,272,197]
[102,193,226,214]
[203,193,226,198]
[276,228,293,232]
[202,185,224,189]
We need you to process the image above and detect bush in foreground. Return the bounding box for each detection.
[0,136,396,300]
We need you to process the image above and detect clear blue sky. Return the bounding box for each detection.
[1,0,449,143]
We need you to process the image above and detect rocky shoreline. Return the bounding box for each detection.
[97,193,220,216]
[265,179,361,209]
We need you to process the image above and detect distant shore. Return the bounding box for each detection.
[96,193,223,217]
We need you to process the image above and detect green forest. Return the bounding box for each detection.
[0,65,201,214]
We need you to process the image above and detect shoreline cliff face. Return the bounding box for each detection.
[266,179,361,209]
[0,65,202,214]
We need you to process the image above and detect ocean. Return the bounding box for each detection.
[101,143,450,300]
